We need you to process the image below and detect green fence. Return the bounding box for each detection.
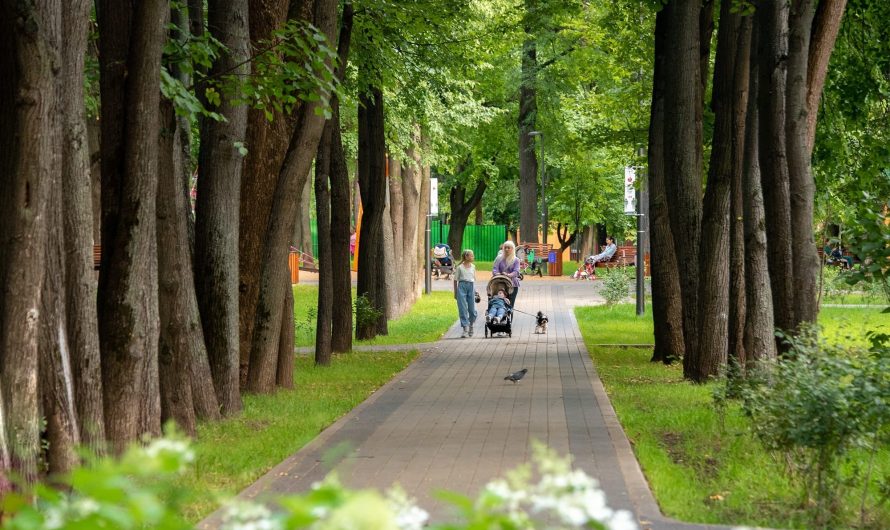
[431,220,506,262]
[307,219,505,262]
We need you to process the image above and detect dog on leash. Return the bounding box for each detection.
[534,311,549,334]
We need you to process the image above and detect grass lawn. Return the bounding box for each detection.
[179,350,418,522]
[575,304,890,529]
[293,286,456,347]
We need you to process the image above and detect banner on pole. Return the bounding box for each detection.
[623,167,636,214]
[430,177,439,215]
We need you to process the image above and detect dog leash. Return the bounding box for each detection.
[510,308,540,318]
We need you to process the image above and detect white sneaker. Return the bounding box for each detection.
[468,326,474,337]
[460,326,468,338]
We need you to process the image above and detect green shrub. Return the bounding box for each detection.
[353,294,383,331]
[738,328,890,527]
[600,267,632,308]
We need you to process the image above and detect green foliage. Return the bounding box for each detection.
[4,436,634,530]
[239,20,339,121]
[1,435,195,530]
[353,293,383,332]
[843,202,890,309]
[600,267,633,307]
[739,329,890,527]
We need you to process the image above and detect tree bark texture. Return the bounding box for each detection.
[806,0,847,151]
[61,0,105,447]
[356,86,389,340]
[382,183,399,320]
[246,0,339,392]
[663,0,703,364]
[648,6,685,365]
[518,0,539,243]
[743,23,778,364]
[757,0,796,341]
[0,0,59,487]
[401,152,423,303]
[787,0,819,328]
[195,0,250,415]
[158,101,221,436]
[329,113,353,352]
[690,3,739,382]
[276,269,295,389]
[314,122,334,365]
[97,0,167,450]
[238,0,293,386]
[729,16,752,369]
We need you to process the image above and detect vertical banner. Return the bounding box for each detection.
[430,177,439,215]
[624,166,636,214]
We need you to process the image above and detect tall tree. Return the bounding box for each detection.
[757,0,796,343]
[691,2,741,382]
[806,0,848,151]
[97,0,168,450]
[647,6,685,365]
[446,180,487,260]
[743,22,778,363]
[518,0,539,244]
[247,0,339,392]
[314,120,334,366]
[355,84,389,340]
[61,0,105,447]
[663,0,703,367]
[195,0,250,415]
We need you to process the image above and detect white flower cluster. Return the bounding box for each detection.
[220,502,283,530]
[144,437,196,472]
[386,487,430,530]
[479,448,639,530]
[41,498,102,529]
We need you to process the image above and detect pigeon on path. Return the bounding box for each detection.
[504,368,528,384]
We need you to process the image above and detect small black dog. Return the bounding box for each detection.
[534,311,549,334]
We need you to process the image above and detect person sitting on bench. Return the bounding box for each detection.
[587,237,617,265]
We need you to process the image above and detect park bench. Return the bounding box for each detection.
[518,242,551,276]
[594,245,636,269]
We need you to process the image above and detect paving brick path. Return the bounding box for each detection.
[201,280,744,530]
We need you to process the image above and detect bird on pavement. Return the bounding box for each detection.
[504,368,528,383]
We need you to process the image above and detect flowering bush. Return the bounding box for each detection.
[1,440,637,530]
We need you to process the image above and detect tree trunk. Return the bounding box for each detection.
[743,22,778,364]
[446,182,487,258]
[757,0,796,342]
[0,0,59,487]
[729,16,752,370]
[648,7,686,368]
[61,0,105,447]
[195,0,250,416]
[356,86,389,340]
[690,3,739,382]
[329,103,353,352]
[247,0,339,392]
[157,101,221,436]
[787,0,819,328]
[663,0,702,364]
[238,0,293,386]
[328,4,354,352]
[382,187,399,320]
[699,0,715,105]
[402,148,423,303]
[276,269,295,389]
[98,0,167,450]
[389,158,405,263]
[315,122,334,365]
[295,177,313,254]
[417,154,431,295]
[806,0,847,152]
[518,0,539,243]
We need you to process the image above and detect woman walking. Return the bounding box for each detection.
[493,240,521,308]
[453,249,478,338]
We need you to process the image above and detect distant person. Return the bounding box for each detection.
[588,237,617,264]
[453,249,477,338]
[349,232,356,258]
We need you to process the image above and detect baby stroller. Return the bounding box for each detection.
[516,245,544,278]
[484,274,514,338]
[431,244,454,280]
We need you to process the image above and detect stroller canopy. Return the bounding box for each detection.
[487,274,514,297]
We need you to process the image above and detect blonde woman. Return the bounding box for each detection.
[492,240,520,308]
[453,249,478,338]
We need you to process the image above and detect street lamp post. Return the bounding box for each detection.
[635,146,648,316]
[529,131,546,245]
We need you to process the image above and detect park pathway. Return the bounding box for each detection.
[200,280,744,530]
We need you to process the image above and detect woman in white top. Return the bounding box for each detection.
[453,249,477,338]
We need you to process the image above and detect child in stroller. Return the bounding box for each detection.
[484,274,514,338]
[431,243,454,279]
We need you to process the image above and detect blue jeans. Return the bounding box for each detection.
[488,306,506,319]
[456,281,477,327]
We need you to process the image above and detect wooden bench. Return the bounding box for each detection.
[518,242,551,276]
[594,245,636,269]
